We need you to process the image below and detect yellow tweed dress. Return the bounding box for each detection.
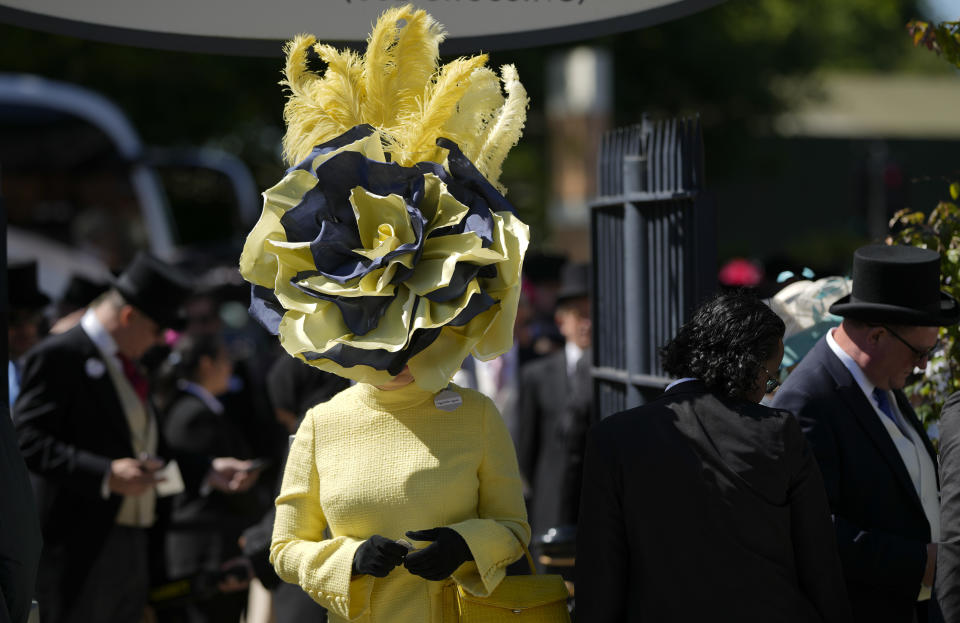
[270,382,530,622]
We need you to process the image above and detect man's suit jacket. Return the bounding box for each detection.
[772,337,936,623]
[0,406,42,623]
[516,348,593,538]
[935,391,960,621]
[576,381,851,623]
[13,326,205,614]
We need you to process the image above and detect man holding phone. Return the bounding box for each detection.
[14,253,254,623]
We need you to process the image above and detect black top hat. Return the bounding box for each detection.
[61,274,109,310]
[829,244,959,326]
[8,261,51,309]
[556,262,591,305]
[112,252,193,329]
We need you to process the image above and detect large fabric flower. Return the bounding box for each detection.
[241,6,530,391]
[240,125,528,392]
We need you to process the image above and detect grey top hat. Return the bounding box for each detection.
[556,262,590,304]
[112,252,193,329]
[829,244,959,327]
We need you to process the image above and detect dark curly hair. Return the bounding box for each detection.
[660,292,785,400]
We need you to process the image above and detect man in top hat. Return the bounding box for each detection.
[8,261,51,407]
[773,244,958,623]
[13,252,258,623]
[516,262,596,546]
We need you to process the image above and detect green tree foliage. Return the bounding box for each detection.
[600,0,931,179]
[887,16,960,428]
[490,0,933,237]
[889,179,960,427]
[908,18,960,68]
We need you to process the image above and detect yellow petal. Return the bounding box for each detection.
[308,130,386,171]
[422,177,470,232]
[296,271,388,298]
[239,169,318,287]
[405,233,502,296]
[263,239,320,273]
[410,279,483,332]
[407,327,476,392]
[278,304,348,356]
[351,188,416,252]
[296,355,397,388]
[472,212,529,359]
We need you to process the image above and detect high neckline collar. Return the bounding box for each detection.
[355,381,438,410]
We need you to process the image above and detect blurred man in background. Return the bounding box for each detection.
[8,261,50,408]
[516,262,595,549]
[14,252,257,623]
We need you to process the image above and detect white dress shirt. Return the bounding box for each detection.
[565,341,584,378]
[81,310,159,525]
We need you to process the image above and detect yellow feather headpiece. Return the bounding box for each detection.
[281,4,528,193]
[240,6,530,392]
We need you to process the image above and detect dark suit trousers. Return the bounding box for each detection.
[38,526,147,623]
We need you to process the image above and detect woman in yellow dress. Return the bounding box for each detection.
[238,6,533,621]
[272,367,529,621]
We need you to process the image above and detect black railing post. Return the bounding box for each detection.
[590,115,716,419]
[623,154,645,408]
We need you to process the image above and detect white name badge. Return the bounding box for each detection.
[434,389,463,412]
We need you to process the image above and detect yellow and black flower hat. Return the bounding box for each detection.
[240,5,530,392]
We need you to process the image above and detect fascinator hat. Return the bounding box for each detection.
[240,5,530,391]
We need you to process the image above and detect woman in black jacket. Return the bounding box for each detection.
[157,333,262,623]
[576,293,852,623]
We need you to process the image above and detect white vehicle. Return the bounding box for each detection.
[1,73,258,298]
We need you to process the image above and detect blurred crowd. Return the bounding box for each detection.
[4,250,598,623]
[11,243,959,623]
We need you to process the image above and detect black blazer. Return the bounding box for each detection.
[13,326,206,610]
[576,381,851,623]
[516,348,594,538]
[160,390,261,580]
[772,337,936,623]
[0,405,42,623]
[935,391,960,621]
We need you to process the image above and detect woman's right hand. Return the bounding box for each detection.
[352,535,409,577]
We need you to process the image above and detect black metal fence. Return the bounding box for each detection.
[590,116,716,418]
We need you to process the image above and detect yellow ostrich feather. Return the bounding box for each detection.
[440,67,505,162]
[393,54,489,166]
[281,34,342,166]
[361,6,443,131]
[280,4,526,189]
[473,65,529,192]
[312,44,365,131]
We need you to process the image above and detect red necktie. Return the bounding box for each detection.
[118,354,149,403]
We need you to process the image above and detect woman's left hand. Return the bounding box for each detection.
[403,528,474,581]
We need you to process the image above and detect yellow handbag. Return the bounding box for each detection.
[443,544,571,622]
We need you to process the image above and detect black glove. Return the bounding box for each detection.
[352,535,408,577]
[403,527,474,581]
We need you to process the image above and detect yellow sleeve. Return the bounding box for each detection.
[449,396,531,596]
[270,410,374,620]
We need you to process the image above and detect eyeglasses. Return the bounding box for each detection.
[761,366,781,393]
[881,325,939,364]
